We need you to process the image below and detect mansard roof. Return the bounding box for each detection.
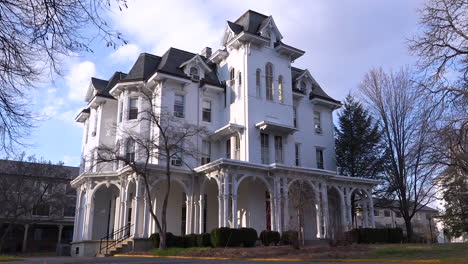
[87,72,127,101]
[121,48,222,86]
[234,10,269,35]
[291,67,340,104]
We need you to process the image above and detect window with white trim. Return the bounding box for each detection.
[234,135,240,160]
[314,111,322,134]
[225,139,231,159]
[293,106,298,128]
[261,133,269,164]
[126,139,135,163]
[230,68,236,104]
[202,100,211,122]
[295,143,301,166]
[265,63,273,100]
[274,136,283,163]
[201,140,211,165]
[190,67,199,80]
[171,139,183,166]
[278,75,283,103]
[128,98,138,120]
[118,100,123,123]
[316,148,324,169]
[256,69,261,98]
[174,94,185,118]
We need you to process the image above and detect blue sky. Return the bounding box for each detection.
[25,0,424,166]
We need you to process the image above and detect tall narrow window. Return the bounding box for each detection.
[92,108,98,136]
[256,69,261,98]
[174,94,185,118]
[202,100,211,122]
[225,139,231,159]
[234,135,240,160]
[126,139,135,163]
[118,101,123,123]
[293,106,298,128]
[295,143,301,166]
[237,72,242,98]
[278,75,283,103]
[260,133,269,164]
[314,111,322,134]
[316,148,324,169]
[230,68,236,104]
[128,98,138,120]
[201,140,211,165]
[84,120,89,143]
[274,136,283,163]
[265,63,273,100]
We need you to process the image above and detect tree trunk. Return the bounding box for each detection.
[0,223,13,252]
[404,218,414,242]
[159,231,166,250]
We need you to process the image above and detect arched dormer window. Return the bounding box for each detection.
[265,63,273,101]
[256,69,261,98]
[190,67,199,77]
[126,138,135,163]
[278,75,283,103]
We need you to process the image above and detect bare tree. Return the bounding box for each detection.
[0,0,128,152]
[409,0,467,97]
[96,86,206,250]
[0,154,75,252]
[359,67,442,241]
[288,180,315,247]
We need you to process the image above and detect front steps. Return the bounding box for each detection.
[96,238,133,257]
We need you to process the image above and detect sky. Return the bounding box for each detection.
[24,0,424,166]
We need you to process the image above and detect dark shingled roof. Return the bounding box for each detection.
[234,10,269,34]
[227,21,243,34]
[124,53,161,81]
[91,77,108,91]
[291,67,340,104]
[95,72,126,99]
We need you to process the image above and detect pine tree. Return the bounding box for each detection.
[335,94,385,179]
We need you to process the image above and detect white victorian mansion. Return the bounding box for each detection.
[71,10,378,256]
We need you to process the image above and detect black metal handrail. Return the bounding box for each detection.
[99,223,133,255]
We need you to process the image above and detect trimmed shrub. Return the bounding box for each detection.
[281,230,298,245]
[149,233,160,248]
[345,228,403,244]
[197,233,212,247]
[164,232,176,247]
[239,228,258,247]
[210,227,242,247]
[184,234,198,247]
[260,230,281,246]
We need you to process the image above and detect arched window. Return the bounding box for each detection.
[265,63,273,100]
[126,139,135,163]
[190,67,199,77]
[278,75,283,103]
[256,69,261,98]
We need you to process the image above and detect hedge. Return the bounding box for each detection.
[345,228,403,244]
[197,233,212,247]
[149,232,212,248]
[239,228,258,247]
[260,230,280,246]
[211,227,240,247]
[281,230,298,245]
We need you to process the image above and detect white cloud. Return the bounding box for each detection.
[57,109,82,128]
[110,44,141,63]
[66,61,96,101]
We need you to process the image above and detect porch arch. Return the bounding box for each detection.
[90,183,121,240]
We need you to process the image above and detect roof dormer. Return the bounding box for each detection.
[179,55,212,82]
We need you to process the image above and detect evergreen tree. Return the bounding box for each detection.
[335,94,385,179]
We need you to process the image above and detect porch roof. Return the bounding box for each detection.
[255,120,298,135]
[209,123,244,141]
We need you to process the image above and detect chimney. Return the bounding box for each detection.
[201,47,212,58]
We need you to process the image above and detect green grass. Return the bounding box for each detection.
[150,247,211,256]
[0,255,21,262]
[366,243,468,260]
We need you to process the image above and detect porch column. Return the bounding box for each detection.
[133,178,142,238]
[232,195,238,228]
[339,188,347,232]
[185,195,192,235]
[218,193,223,228]
[142,198,149,238]
[275,179,282,232]
[315,191,322,239]
[346,189,352,231]
[199,194,204,233]
[72,190,82,241]
[22,224,29,253]
[270,193,275,231]
[283,178,289,230]
[230,135,237,160]
[362,196,369,228]
[193,195,199,234]
[57,225,63,245]
[85,197,95,240]
[368,190,376,228]
[321,183,329,238]
[223,173,230,227]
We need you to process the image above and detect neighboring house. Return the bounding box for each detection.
[0,159,79,254]
[71,10,379,256]
[354,199,439,242]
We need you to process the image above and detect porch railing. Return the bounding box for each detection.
[99,223,133,255]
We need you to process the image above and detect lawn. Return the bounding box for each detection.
[0,255,20,262]
[366,243,468,260]
[150,247,211,256]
